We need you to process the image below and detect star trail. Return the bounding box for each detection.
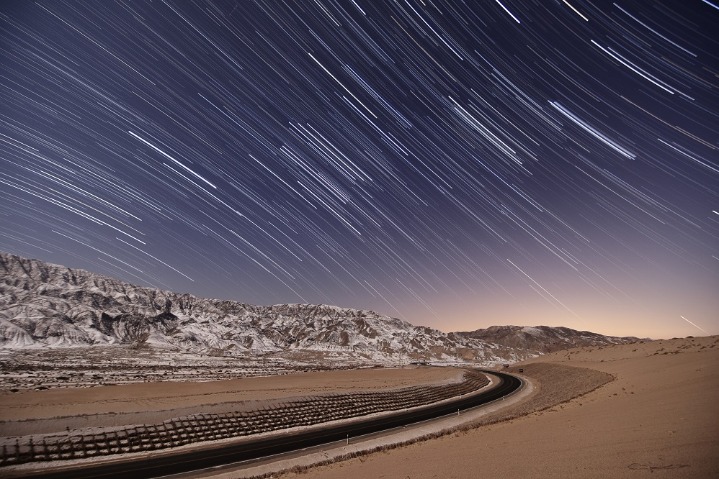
[1,1,717,338]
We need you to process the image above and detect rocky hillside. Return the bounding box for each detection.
[0,252,640,364]
[456,325,643,355]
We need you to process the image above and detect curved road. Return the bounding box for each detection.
[10,370,521,479]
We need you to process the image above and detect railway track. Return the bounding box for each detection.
[3,369,521,478]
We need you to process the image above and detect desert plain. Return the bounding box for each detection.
[0,335,717,478]
[275,335,719,479]
[0,366,463,436]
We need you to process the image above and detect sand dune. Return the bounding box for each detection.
[282,336,719,478]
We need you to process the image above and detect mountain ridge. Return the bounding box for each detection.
[0,252,641,364]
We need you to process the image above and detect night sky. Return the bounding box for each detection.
[1,1,717,338]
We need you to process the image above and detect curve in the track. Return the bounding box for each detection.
[10,370,521,479]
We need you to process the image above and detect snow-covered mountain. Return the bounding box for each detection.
[0,252,639,363]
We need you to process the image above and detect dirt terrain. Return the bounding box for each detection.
[1,336,717,478]
[0,366,462,436]
[276,336,719,478]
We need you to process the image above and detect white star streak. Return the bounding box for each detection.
[128,131,217,189]
[549,101,636,159]
[681,316,708,334]
[495,0,521,24]
[507,258,581,318]
[115,237,195,281]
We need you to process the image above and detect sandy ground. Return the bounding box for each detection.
[2,337,717,478]
[195,362,608,478]
[0,366,461,436]
[276,336,719,479]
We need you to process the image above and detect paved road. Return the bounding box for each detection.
[9,370,521,479]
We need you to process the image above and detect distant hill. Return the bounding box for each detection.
[455,325,644,355]
[0,252,641,365]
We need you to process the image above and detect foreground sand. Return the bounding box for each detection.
[2,337,717,477]
[281,336,719,478]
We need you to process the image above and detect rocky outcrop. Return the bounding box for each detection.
[0,252,640,363]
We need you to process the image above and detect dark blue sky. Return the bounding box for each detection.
[1,1,717,337]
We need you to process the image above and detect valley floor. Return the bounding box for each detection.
[0,366,461,437]
[1,337,716,478]
[276,336,719,479]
